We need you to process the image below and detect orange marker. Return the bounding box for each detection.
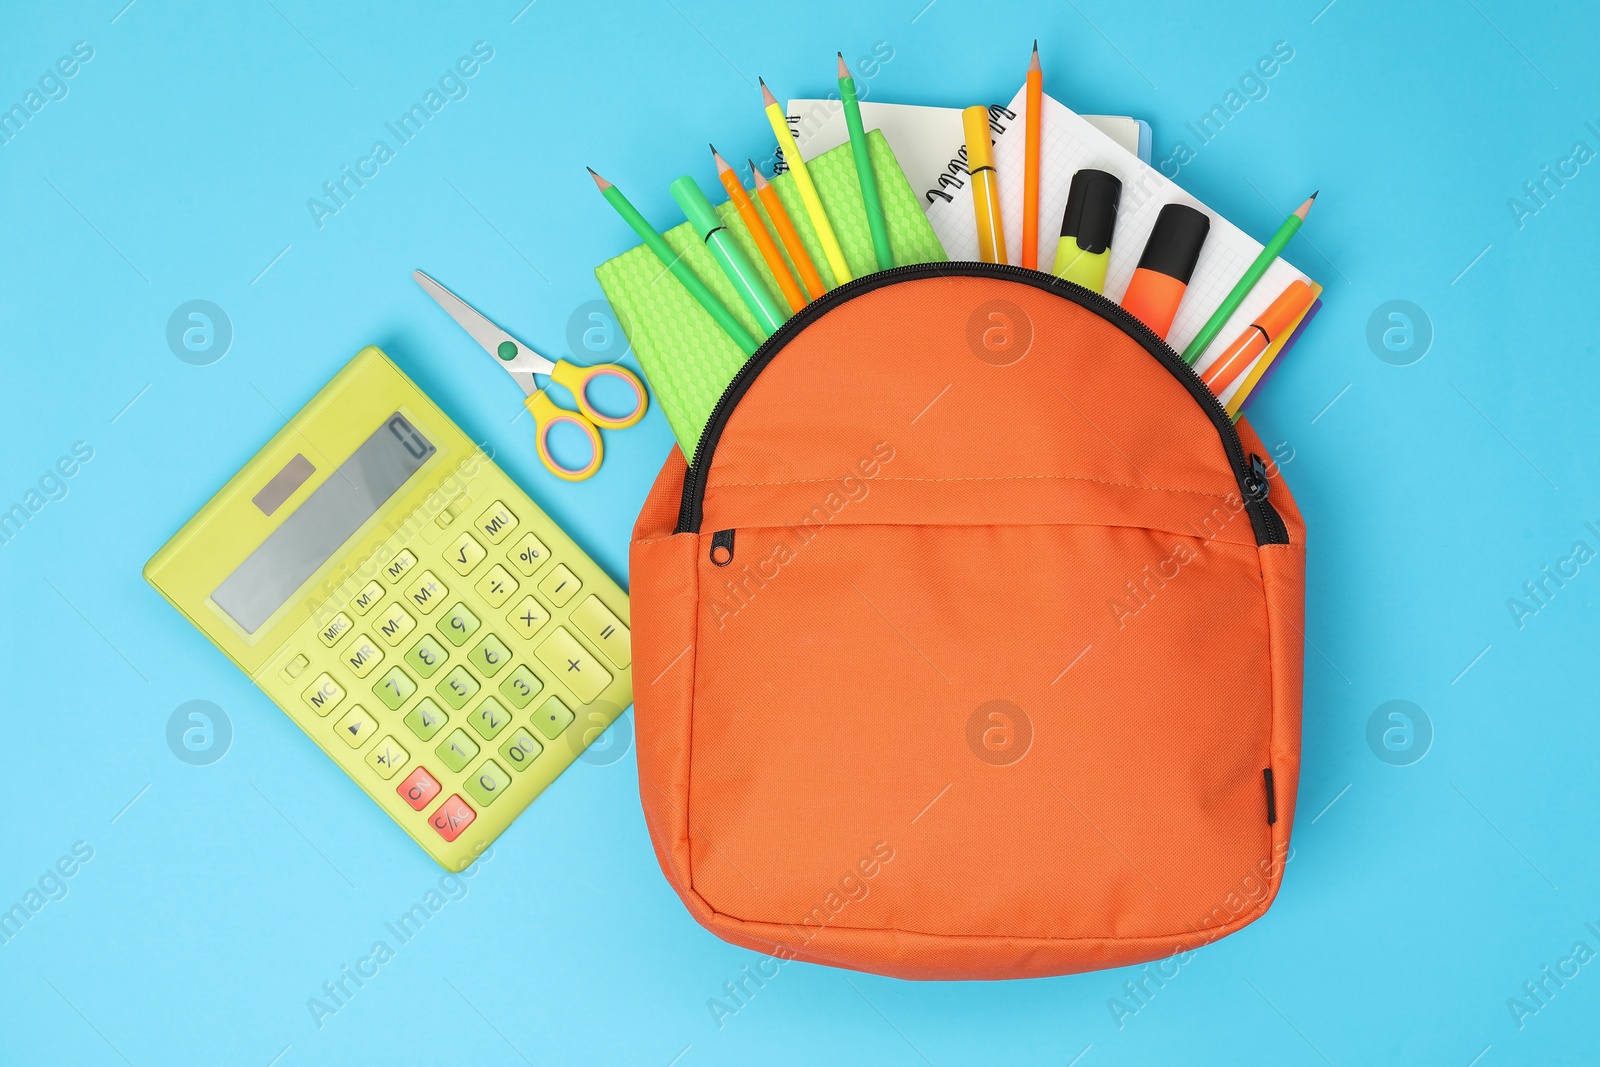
[1121,204,1210,340]
[1201,280,1316,396]
[1022,41,1042,270]
[713,147,806,313]
[749,159,826,301]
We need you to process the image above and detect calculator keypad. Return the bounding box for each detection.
[273,479,630,868]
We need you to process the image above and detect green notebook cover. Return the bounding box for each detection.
[594,130,946,458]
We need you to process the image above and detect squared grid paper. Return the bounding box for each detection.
[925,86,1315,372]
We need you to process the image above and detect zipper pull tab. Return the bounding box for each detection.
[709,529,736,566]
[1245,454,1271,502]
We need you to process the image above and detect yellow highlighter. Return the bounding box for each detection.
[761,78,850,285]
[962,106,1006,264]
[1052,169,1122,293]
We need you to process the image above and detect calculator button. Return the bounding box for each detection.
[436,665,481,709]
[446,532,487,575]
[351,580,385,615]
[570,596,632,669]
[405,634,448,678]
[532,696,575,741]
[507,596,550,641]
[302,673,346,716]
[468,633,512,677]
[499,664,543,708]
[405,697,448,741]
[383,549,419,584]
[375,602,417,646]
[341,635,385,678]
[402,570,448,615]
[475,500,519,544]
[428,794,476,842]
[499,728,543,772]
[537,564,581,607]
[464,759,510,807]
[468,697,511,741]
[508,532,551,576]
[372,666,417,710]
[535,627,613,704]
[281,653,310,681]
[398,766,442,810]
[318,612,353,647]
[475,565,519,608]
[438,602,481,646]
[334,705,378,748]
[435,729,480,772]
[364,736,409,780]
[446,533,485,573]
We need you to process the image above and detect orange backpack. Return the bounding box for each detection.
[630,264,1305,981]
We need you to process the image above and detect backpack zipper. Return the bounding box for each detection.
[674,262,1289,546]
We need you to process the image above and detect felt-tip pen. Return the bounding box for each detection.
[1052,169,1122,293]
[1120,203,1210,340]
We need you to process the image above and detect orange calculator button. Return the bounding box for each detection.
[428,794,476,841]
[398,766,442,811]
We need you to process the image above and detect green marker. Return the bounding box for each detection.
[587,167,759,356]
[838,52,892,270]
[670,175,786,335]
[1181,191,1318,365]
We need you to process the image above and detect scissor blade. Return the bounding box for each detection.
[412,270,552,394]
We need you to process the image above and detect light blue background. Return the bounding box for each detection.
[2,1,1597,1064]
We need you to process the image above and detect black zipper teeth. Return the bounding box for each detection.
[674,261,1289,546]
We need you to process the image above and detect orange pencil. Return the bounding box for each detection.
[1201,280,1316,396]
[713,147,806,313]
[1022,40,1042,269]
[749,159,826,301]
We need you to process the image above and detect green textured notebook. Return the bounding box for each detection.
[594,130,946,457]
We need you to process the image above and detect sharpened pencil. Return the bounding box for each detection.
[750,159,826,301]
[714,147,807,313]
[761,77,851,285]
[589,166,759,355]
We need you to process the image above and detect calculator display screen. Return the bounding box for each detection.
[213,412,436,633]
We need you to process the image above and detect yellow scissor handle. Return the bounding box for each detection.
[525,391,603,482]
[546,359,648,431]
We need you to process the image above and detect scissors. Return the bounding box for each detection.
[413,269,647,481]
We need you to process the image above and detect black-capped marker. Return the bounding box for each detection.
[1120,203,1211,340]
[1051,169,1122,293]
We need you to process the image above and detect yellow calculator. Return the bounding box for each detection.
[145,347,633,869]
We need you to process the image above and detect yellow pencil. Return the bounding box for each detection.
[760,78,851,285]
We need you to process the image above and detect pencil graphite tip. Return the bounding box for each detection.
[1294,192,1318,220]
[748,161,769,189]
[711,147,731,173]
[586,167,612,192]
[760,79,778,107]
[837,52,849,78]
[1030,41,1040,70]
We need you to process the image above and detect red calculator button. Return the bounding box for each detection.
[397,766,442,811]
[428,794,476,841]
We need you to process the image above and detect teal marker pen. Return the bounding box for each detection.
[670,175,785,335]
